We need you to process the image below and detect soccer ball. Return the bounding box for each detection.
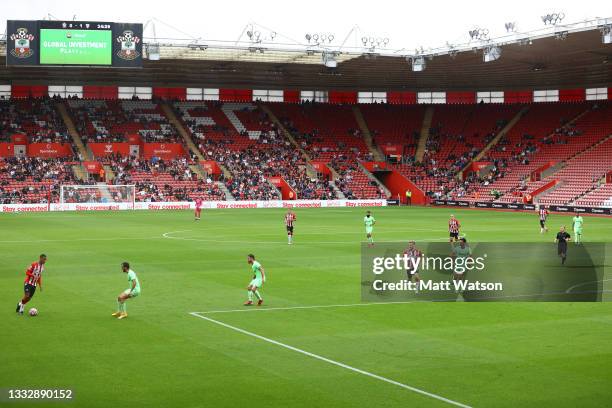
[29,308,38,316]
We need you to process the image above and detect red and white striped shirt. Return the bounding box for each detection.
[285,213,296,227]
[24,262,44,287]
[449,219,460,233]
[539,208,548,221]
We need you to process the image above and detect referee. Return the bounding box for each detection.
[555,226,571,265]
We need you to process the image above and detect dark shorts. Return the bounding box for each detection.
[286,226,294,233]
[24,283,36,297]
[450,232,459,239]
[540,220,546,228]
[558,241,567,255]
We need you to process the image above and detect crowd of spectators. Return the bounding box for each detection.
[329,152,384,199]
[105,155,224,202]
[71,100,180,144]
[0,98,70,144]
[196,124,338,200]
[0,157,87,204]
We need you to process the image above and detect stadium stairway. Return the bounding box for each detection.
[329,180,346,199]
[56,101,92,160]
[103,165,115,182]
[160,103,206,161]
[351,106,385,161]
[189,164,206,179]
[217,182,235,200]
[259,104,312,158]
[358,161,391,198]
[222,103,261,139]
[459,105,529,179]
[415,106,434,162]
[72,164,88,182]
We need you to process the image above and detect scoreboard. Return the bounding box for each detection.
[6,20,143,68]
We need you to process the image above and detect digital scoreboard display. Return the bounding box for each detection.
[6,20,143,68]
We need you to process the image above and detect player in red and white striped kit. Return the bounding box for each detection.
[404,241,424,292]
[539,206,549,233]
[449,215,461,242]
[285,209,297,245]
[16,254,46,315]
[194,198,203,221]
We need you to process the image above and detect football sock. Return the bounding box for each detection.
[248,291,253,301]
[562,256,566,265]
[254,290,262,300]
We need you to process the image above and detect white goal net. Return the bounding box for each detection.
[60,185,136,206]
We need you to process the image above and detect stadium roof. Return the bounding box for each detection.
[0,23,610,91]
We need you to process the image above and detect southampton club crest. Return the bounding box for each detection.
[10,27,35,59]
[116,30,141,60]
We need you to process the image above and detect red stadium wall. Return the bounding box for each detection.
[11,85,48,98]
[462,161,492,179]
[362,162,426,205]
[142,143,186,159]
[329,91,357,104]
[505,90,533,103]
[83,86,118,99]
[283,90,300,103]
[11,134,27,144]
[387,91,417,105]
[268,176,297,200]
[379,144,404,157]
[530,161,557,181]
[0,143,14,157]
[219,89,253,102]
[153,87,187,100]
[27,143,73,158]
[531,179,559,198]
[310,162,332,177]
[89,143,131,157]
[447,91,476,104]
[83,161,103,173]
[559,89,585,102]
[200,160,222,176]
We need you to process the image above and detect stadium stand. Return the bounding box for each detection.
[0,96,610,207]
[67,99,180,143]
[175,101,337,200]
[0,98,70,143]
[0,157,79,203]
[395,103,521,199]
[269,102,383,199]
[108,156,225,202]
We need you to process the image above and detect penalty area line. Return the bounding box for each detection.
[189,312,472,408]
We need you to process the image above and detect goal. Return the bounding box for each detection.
[60,185,136,207]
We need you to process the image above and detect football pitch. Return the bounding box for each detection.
[2,206,612,407]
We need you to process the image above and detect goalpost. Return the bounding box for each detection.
[60,185,136,208]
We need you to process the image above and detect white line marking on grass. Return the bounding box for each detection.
[162,230,449,245]
[565,278,612,294]
[194,301,419,314]
[0,236,157,244]
[189,312,472,408]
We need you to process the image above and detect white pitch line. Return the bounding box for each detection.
[193,300,420,314]
[162,230,449,245]
[565,278,612,294]
[189,312,472,408]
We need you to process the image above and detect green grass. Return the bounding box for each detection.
[1,207,612,407]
